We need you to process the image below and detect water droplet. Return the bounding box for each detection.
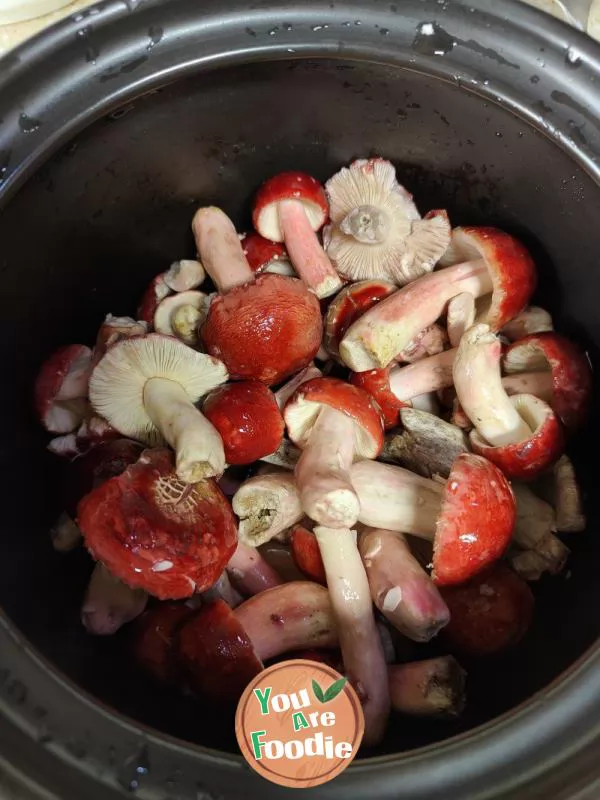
[342,20,351,26]
[284,23,292,30]
[268,26,279,35]
[147,25,163,51]
[245,26,256,37]
[0,150,10,184]
[565,47,581,67]
[118,745,150,792]
[495,131,503,137]
[354,20,362,25]
[18,112,41,134]
[311,24,328,31]
[380,27,390,35]
[287,48,296,53]
[530,74,540,84]
[413,21,455,56]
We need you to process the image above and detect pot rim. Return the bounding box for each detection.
[1,1,600,797]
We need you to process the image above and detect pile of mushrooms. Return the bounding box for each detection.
[34,157,591,749]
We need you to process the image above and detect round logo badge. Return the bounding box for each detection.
[235,659,364,788]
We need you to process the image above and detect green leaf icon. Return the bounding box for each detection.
[312,679,325,703]
[323,677,347,703]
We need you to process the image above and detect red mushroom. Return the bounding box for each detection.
[350,454,516,586]
[340,227,536,371]
[153,290,210,347]
[284,377,385,528]
[453,325,565,480]
[358,528,450,643]
[92,315,148,368]
[202,380,284,465]
[350,367,409,430]
[34,344,92,433]
[240,231,295,276]
[274,363,323,409]
[252,171,342,298]
[226,541,284,596]
[77,447,238,599]
[324,279,396,363]
[290,524,327,584]
[440,563,535,657]
[137,274,172,326]
[503,332,592,432]
[194,207,323,385]
[323,158,451,285]
[500,305,553,341]
[388,656,466,718]
[132,602,192,684]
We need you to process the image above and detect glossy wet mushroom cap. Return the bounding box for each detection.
[252,171,329,242]
[34,344,92,433]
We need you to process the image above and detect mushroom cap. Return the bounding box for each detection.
[441,227,537,330]
[323,158,451,284]
[503,332,592,432]
[77,447,238,599]
[324,278,396,362]
[433,453,516,586]
[34,344,92,433]
[290,525,327,585]
[203,380,285,465]
[469,394,565,481]
[92,315,149,368]
[240,231,288,273]
[439,562,534,656]
[252,171,329,242]
[201,273,322,385]
[284,376,385,457]
[153,290,209,345]
[163,259,206,292]
[350,367,408,430]
[137,274,172,326]
[176,599,263,704]
[132,602,192,684]
[89,333,228,445]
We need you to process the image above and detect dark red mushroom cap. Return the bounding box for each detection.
[503,332,592,432]
[34,344,92,433]
[240,232,288,273]
[433,453,516,587]
[201,273,322,385]
[350,367,409,430]
[136,274,172,327]
[203,380,284,465]
[253,171,329,243]
[132,602,192,684]
[176,599,263,704]
[440,562,534,656]
[290,525,327,585]
[77,447,238,600]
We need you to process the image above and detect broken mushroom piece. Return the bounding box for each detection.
[500,305,554,341]
[290,524,327,585]
[232,471,304,547]
[226,541,284,597]
[454,325,565,481]
[240,232,296,277]
[163,259,206,292]
[440,563,535,657]
[340,226,536,371]
[34,344,92,434]
[274,363,323,410]
[351,454,516,586]
[358,528,450,643]
[323,158,451,285]
[194,206,323,384]
[203,380,284,465]
[77,447,237,599]
[503,332,592,432]
[81,563,148,636]
[553,455,586,533]
[388,656,466,718]
[398,323,449,364]
[284,377,385,528]
[324,279,397,363]
[252,171,342,298]
[314,525,390,747]
[89,333,228,483]
[137,274,172,327]
[153,290,210,347]
[512,483,569,575]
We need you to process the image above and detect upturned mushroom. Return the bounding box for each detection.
[500,305,553,341]
[274,363,323,409]
[232,471,304,546]
[153,290,210,347]
[252,171,342,298]
[440,563,534,656]
[240,231,296,276]
[34,344,93,433]
[503,332,592,432]
[89,333,228,483]
[284,377,385,528]
[136,274,172,326]
[92,315,148,367]
[77,447,237,599]
[226,541,284,596]
[203,380,284,465]
[388,656,466,718]
[194,206,323,384]
[358,527,450,643]
[350,454,516,586]
[340,227,536,371]
[81,563,148,636]
[453,325,565,480]
[323,158,451,285]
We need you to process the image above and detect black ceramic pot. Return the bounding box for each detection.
[1,0,600,797]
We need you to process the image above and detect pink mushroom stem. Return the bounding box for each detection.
[275,363,323,409]
[502,371,553,403]
[389,349,457,401]
[81,564,148,636]
[226,541,284,597]
[192,207,254,293]
[209,571,244,607]
[388,656,466,717]
[278,199,343,298]
[295,406,360,528]
[234,581,337,661]
[358,528,450,642]
[314,526,390,746]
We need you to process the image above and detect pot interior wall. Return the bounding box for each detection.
[0,57,598,756]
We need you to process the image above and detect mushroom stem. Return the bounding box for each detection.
[388,656,466,718]
[554,455,586,533]
[192,207,254,293]
[274,363,323,409]
[340,204,391,244]
[351,460,442,539]
[453,325,533,447]
[359,528,450,642]
[314,526,390,746]
[209,571,244,607]
[447,292,475,347]
[227,542,284,597]
[234,581,337,661]
[512,483,569,573]
[81,564,148,636]
[232,472,304,546]
[295,406,360,528]
[143,378,226,482]
[502,371,553,403]
[389,349,457,401]
[278,199,343,298]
